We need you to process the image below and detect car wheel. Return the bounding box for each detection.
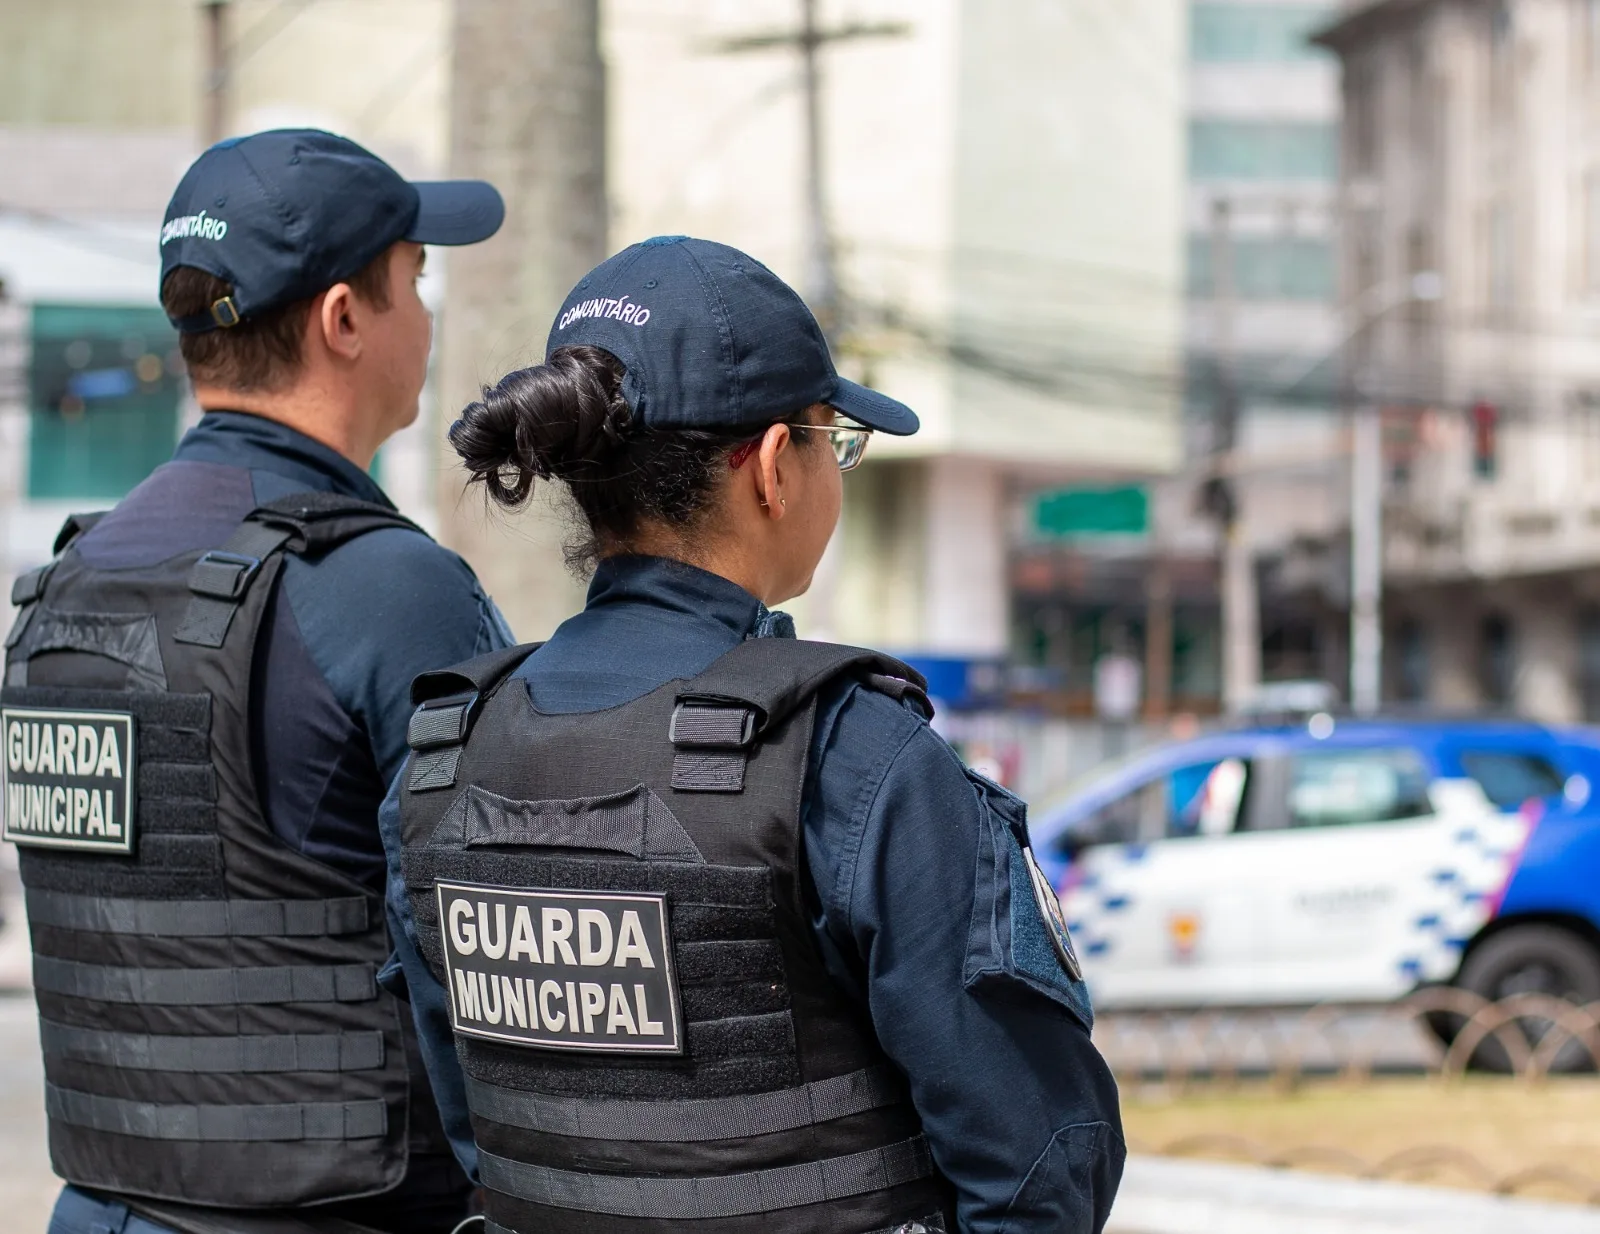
[1451,925,1600,1073]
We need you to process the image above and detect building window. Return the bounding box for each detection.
[1190,4,1338,62]
[1396,618,1429,702]
[1189,120,1340,180]
[27,305,182,500]
[1186,235,1336,300]
[1479,613,1516,708]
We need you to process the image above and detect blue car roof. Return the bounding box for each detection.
[1027,716,1574,849]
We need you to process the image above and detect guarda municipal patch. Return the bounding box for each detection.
[437,881,684,1055]
[1023,844,1084,981]
[1,707,135,854]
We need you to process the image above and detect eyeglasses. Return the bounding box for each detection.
[792,424,873,472]
[727,423,874,473]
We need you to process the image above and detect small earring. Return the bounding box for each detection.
[759,497,787,509]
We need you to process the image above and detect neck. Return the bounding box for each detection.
[618,526,783,606]
[192,382,381,470]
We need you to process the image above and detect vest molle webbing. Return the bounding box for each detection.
[399,638,955,1234]
[3,494,435,1215]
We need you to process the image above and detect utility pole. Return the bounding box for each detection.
[713,6,908,344]
[433,0,605,640]
[1349,402,1383,714]
[201,1,230,146]
[1206,196,1260,714]
[1144,543,1174,722]
[797,0,839,341]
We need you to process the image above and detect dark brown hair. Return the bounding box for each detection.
[160,247,395,392]
[450,345,817,570]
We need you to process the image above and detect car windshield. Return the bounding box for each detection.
[1031,738,1173,821]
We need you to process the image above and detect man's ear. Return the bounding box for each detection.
[317,282,363,363]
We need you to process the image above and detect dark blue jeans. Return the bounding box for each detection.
[46,1187,178,1234]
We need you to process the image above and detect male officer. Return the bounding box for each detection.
[8,131,513,1234]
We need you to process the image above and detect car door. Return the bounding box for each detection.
[1061,749,1277,1009]
[1251,745,1512,1002]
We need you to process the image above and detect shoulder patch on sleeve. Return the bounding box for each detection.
[963,769,1094,1030]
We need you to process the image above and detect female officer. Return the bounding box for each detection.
[381,236,1124,1234]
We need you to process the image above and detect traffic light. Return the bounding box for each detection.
[1470,401,1498,480]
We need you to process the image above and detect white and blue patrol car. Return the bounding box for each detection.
[1028,717,1600,1010]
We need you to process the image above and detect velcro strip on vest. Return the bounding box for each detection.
[33,957,377,1005]
[46,1083,387,1141]
[173,520,295,648]
[478,1135,933,1219]
[465,1064,905,1142]
[25,888,370,937]
[410,746,466,793]
[406,692,481,792]
[40,1020,385,1073]
[669,702,756,794]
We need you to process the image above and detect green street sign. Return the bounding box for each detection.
[1032,485,1149,538]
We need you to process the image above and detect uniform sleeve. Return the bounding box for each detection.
[377,769,481,1182]
[804,688,1125,1234]
[285,527,515,785]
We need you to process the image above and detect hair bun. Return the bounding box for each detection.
[450,346,630,507]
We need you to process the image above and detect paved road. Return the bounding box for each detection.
[1108,1155,1600,1234]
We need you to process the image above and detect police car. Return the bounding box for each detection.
[1028,715,1600,1010]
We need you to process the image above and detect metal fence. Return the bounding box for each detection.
[1102,992,1600,1204]
[1096,990,1600,1085]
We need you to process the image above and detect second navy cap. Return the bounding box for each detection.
[546,236,919,436]
[160,128,505,333]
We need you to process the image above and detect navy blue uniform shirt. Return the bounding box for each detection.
[75,410,512,885]
[381,555,1124,1233]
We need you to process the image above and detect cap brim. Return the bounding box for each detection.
[407,180,506,246]
[826,377,919,435]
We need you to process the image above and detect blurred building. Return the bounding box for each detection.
[1319,0,1600,723]
[0,0,456,604]
[3,1,1189,735]
[1009,1,1347,718]
[602,0,1186,706]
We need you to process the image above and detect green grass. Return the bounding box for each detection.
[1122,1078,1600,1199]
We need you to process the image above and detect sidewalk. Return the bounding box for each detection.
[1109,1155,1600,1234]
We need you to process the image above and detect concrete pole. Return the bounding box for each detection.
[433,0,605,640]
[798,0,840,345]
[1350,401,1383,714]
[1212,197,1260,713]
[201,0,229,147]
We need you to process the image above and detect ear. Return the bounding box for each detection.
[754,422,793,520]
[317,282,363,363]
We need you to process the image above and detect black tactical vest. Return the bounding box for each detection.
[2,492,454,1222]
[398,637,959,1234]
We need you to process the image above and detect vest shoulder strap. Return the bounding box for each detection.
[677,638,928,733]
[410,643,542,707]
[668,639,931,794]
[173,493,424,650]
[52,510,110,556]
[404,644,542,793]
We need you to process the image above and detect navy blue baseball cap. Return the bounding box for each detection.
[160,129,505,333]
[546,236,919,435]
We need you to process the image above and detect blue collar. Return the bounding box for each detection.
[584,555,793,639]
[173,410,394,507]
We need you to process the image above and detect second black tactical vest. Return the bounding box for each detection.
[398,637,959,1234]
[2,492,455,1221]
